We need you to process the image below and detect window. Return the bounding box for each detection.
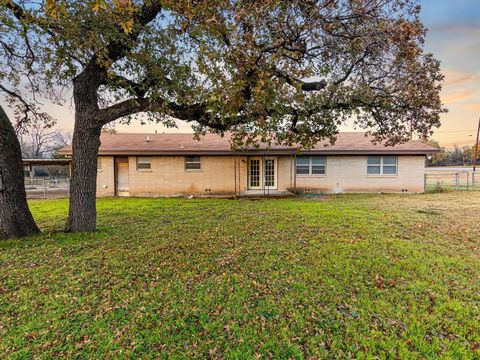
[185,156,201,170]
[97,158,102,171]
[367,156,397,175]
[296,156,326,175]
[296,157,310,175]
[311,156,326,175]
[136,156,151,170]
[367,156,381,174]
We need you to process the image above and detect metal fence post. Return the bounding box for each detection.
[473,172,476,190]
[43,178,46,199]
[455,173,459,191]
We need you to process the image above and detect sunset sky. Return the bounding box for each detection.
[418,0,480,147]
[3,0,480,148]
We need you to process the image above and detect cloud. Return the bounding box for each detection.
[429,23,480,35]
[460,103,480,111]
[442,69,480,86]
[441,89,477,104]
[439,69,480,107]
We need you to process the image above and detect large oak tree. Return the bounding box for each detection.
[0,0,56,239]
[0,104,40,239]
[2,0,446,233]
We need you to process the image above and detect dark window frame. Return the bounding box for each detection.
[185,156,201,171]
[136,156,151,170]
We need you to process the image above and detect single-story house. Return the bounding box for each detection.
[58,132,439,197]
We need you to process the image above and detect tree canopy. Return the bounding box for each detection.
[2,0,446,147]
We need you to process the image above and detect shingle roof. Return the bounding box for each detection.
[58,132,439,156]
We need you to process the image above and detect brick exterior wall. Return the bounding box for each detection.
[284,155,425,193]
[95,154,426,197]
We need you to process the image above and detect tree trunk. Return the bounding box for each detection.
[0,105,40,239]
[65,75,102,233]
[65,114,101,232]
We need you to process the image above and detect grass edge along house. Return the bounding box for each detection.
[59,132,439,197]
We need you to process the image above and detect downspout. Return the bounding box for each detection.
[263,145,268,196]
[289,153,293,190]
[233,152,237,198]
[294,153,297,195]
[237,154,239,195]
[238,155,241,195]
[262,154,265,196]
[113,156,118,196]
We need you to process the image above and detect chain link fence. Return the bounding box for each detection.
[25,173,477,197]
[25,177,70,199]
[425,171,478,192]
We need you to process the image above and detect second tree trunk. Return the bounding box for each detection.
[0,105,40,239]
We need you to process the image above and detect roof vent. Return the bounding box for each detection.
[146,135,150,142]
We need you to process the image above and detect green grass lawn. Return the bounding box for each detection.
[1,193,479,358]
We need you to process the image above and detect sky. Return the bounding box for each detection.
[3,0,480,148]
[416,0,480,147]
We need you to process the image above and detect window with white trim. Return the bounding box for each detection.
[296,156,326,175]
[185,156,201,170]
[367,156,397,175]
[136,156,151,170]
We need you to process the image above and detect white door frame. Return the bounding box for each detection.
[248,157,262,189]
[248,156,277,190]
[263,156,278,190]
[115,158,130,196]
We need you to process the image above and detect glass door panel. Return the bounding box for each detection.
[264,159,275,188]
[248,158,261,189]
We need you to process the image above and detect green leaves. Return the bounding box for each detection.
[2,1,445,146]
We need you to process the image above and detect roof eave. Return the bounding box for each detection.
[58,150,436,156]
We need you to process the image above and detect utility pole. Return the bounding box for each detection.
[473,117,480,172]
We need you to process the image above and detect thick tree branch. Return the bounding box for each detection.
[273,48,370,92]
[104,74,150,98]
[5,0,61,37]
[272,68,327,91]
[0,83,27,104]
[96,97,206,125]
[0,83,33,124]
[4,0,25,21]
[96,95,254,131]
[103,72,176,99]
[82,1,163,83]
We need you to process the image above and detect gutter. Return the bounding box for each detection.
[58,149,439,156]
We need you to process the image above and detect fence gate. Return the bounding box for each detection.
[24,177,70,199]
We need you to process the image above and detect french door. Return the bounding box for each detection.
[248,157,277,190]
